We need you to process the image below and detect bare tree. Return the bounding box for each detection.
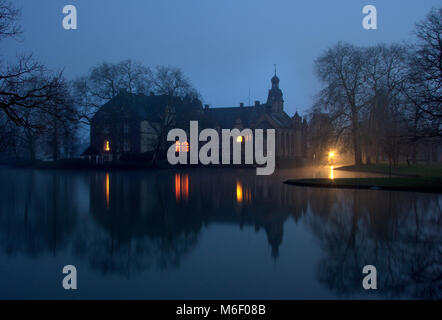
[0,55,69,127]
[362,44,409,165]
[404,8,441,138]
[314,43,366,165]
[0,1,71,131]
[150,65,199,98]
[0,0,21,41]
[39,77,78,161]
[0,112,16,153]
[73,59,151,124]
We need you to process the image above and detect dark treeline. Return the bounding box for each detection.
[310,8,441,166]
[0,0,198,161]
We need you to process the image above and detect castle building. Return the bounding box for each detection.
[202,73,306,161]
[83,72,307,164]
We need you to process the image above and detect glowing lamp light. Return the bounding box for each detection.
[237,136,243,143]
[105,173,110,207]
[104,140,110,151]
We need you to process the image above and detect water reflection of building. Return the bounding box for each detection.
[84,72,308,164]
[175,173,189,202]
[0,167,439,298]
[87,170,310,261]
[86,169,442,297]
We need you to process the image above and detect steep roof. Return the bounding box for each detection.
[91,91,294,130]
[203,104,293,129]
[92,91,202,124]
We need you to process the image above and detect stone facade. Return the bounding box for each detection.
[87,73,307,164]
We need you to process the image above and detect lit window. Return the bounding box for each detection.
[175,141,189,152]
[104,140,110,151]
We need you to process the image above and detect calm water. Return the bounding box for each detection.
[0,166,440,299]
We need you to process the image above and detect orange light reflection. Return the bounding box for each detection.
[329,166,334,180]
[175,173,189,202]
[236,181,243,203]
[105,173,110,207]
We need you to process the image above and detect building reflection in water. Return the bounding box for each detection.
[175,173,189,202]
[0,167,440,299]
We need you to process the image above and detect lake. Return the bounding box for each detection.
[0,166,440,299]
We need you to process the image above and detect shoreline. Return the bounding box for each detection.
[284,177,442,194]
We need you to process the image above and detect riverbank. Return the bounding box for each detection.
[0,158,262,171]
[285,163,442,193]
[335,163,442,178]
[284,177,442,193]
[0,158,159,171]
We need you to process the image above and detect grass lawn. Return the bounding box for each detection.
[284,177,442,193]
[335,163,442,179]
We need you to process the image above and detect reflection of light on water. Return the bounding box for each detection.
[182,174,189,200]
[236,181,243,203]
[175,173,189,202]
[105,173,110,207]
[236,181,251,204]
[175,174,181,200]
[329,166,334,180]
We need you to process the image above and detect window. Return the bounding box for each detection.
[175,141,189,152]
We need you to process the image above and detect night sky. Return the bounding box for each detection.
[2,0,440,116]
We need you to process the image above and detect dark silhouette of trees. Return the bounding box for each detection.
[150,65,199,99]
[313,7,441,165]
[72,59,151,124]
[314,42,366,165]
[0,0,21,41]
[0,1,71,129]
[0,1,80,160]
[404,8,441,138]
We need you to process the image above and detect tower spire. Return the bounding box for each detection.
[274,64,277,76]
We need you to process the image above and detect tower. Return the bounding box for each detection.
[266,66,284,113]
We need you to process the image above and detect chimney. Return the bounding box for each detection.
[240,102,244,108]
[204,104,209,110]
[255,100,260,107]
